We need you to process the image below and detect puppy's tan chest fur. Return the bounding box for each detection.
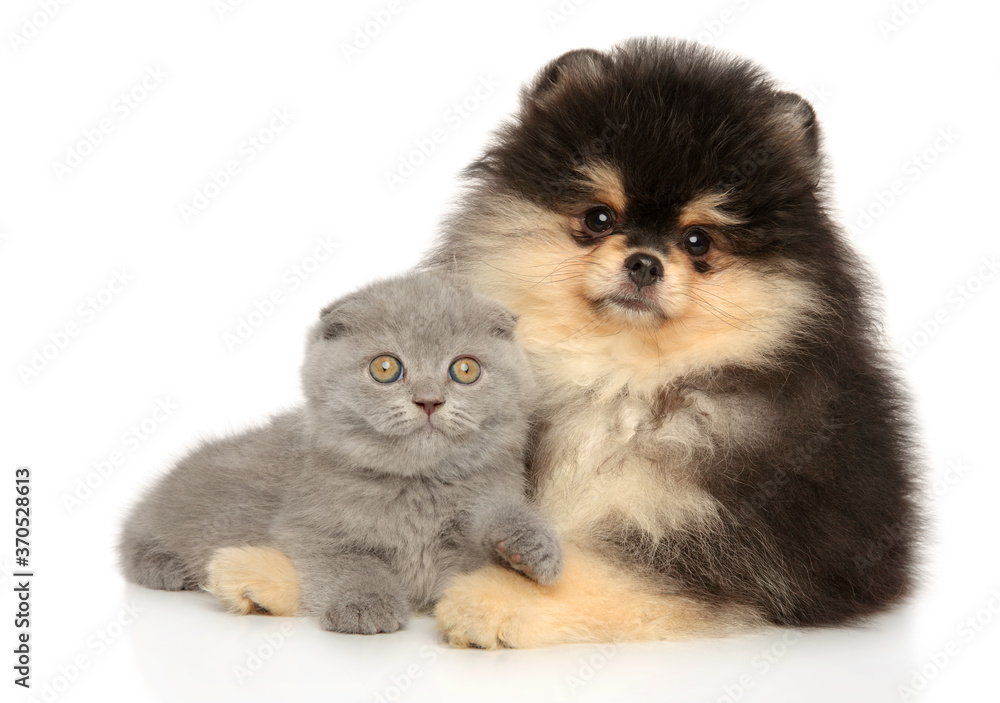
[532,390,719,542]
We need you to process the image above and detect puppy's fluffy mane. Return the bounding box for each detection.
[426,37,922,628]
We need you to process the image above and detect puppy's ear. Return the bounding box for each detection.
[773,91,821,165]
[525,48,611,110]
[315,301,349,340]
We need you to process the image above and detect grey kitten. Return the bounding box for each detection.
[118,271,562,634]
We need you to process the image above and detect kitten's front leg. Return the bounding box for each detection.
[473,499,564,585]
[320,568,409,635]
[297,549,410,635]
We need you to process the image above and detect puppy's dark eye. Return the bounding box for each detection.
[682,228,711,256]
[582,206,615,236]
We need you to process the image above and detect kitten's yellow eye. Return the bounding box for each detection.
[448,357,481,385]
[370,355,403,383]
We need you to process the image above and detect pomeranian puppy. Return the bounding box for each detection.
[423,38,922,648]
[204,38,921,648]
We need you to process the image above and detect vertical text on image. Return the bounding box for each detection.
[13,466,33,689]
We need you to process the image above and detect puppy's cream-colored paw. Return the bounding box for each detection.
[204,546,301,617]
[436,565,553,649]
[436,545,741,648]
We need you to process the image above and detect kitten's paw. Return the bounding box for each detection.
[204,546,301,617]
[120,541,195,591]
[321,589,409,635]
[492,524,563,585]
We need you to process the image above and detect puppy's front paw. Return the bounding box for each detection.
[436,565,550,649]
[492,524,563,585]
[321,589,409,635]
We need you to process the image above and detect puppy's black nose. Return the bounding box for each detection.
[624,253,663,289]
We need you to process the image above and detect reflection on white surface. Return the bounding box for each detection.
[119,581,920,703]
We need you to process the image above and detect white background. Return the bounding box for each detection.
[1,1,998,702]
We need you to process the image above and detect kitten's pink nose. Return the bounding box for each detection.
[414,396,444,417]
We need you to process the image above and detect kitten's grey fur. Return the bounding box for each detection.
[118,271,561,634]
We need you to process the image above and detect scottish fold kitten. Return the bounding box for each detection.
[118,271,562,634]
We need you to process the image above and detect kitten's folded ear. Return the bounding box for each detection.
[488,306,519,340]
[315,301,348,341]
[439,273,519,339]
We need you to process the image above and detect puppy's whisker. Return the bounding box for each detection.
[528,258,593,288]
[469,257,588,286]
[685,300,751,331]
[546,316,627,347]
[689,286,757,321]
[682,293,762,332]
